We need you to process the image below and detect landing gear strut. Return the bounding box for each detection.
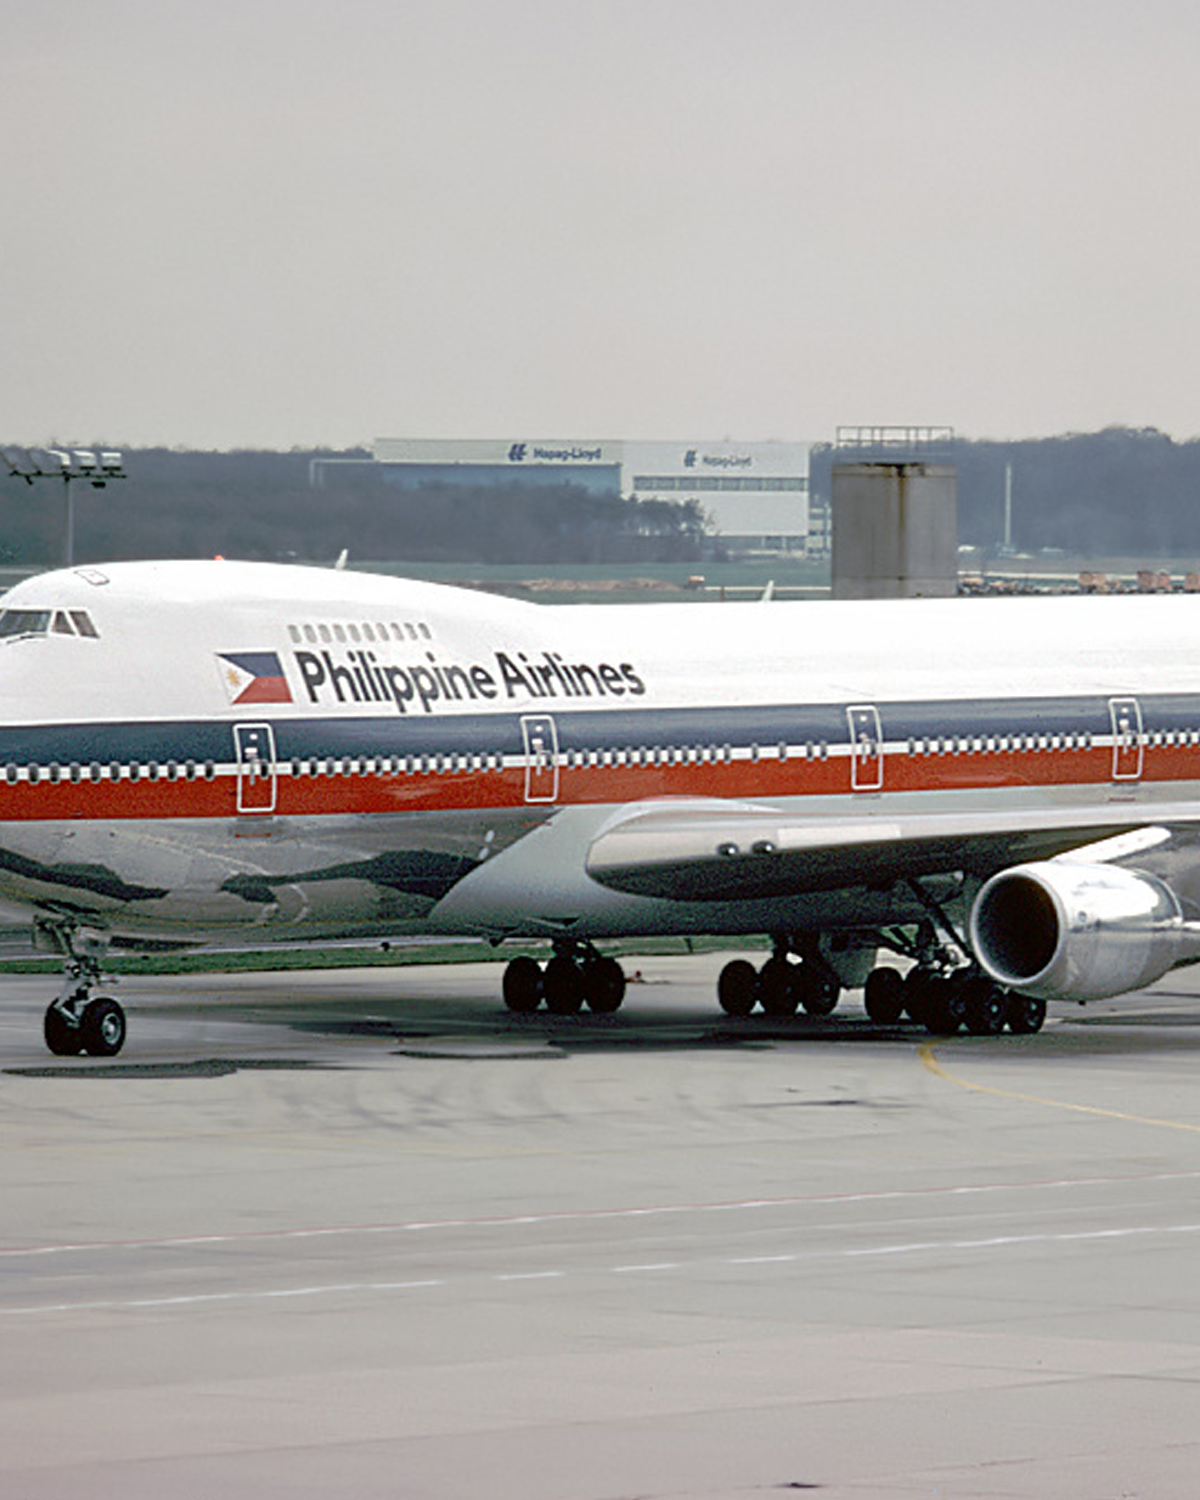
[502,942,627,1015]
[36,920,127,1058]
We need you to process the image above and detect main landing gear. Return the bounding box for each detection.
[35,920,127,1058]
[502,941,627,1015]
[889,966,1045,1036]
[719,949,1044,1035]
[717,937,841,1019]
[717,907,1047,1037]
[856,887,1048,1036]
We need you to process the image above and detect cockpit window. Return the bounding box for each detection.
[0,610,51,638]
[0,607,99,639]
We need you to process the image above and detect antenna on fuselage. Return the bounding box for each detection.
[334,549,348,570]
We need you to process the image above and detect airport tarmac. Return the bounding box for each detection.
[3,951,1200,1499]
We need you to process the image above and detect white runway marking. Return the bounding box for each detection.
[5,1222,1199,1319]
[4,1167,1198,1259]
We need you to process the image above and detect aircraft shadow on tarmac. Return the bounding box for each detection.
[119,983,1200,1062]
[11,972,1200,1075]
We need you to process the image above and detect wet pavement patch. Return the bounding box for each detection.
[393,1037,567,1060]
[4,1059,334,1080]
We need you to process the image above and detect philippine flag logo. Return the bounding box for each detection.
[216,651,293,705]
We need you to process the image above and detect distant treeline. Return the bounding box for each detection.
[809,427,1200,556]
[5,428,1200,567]
[0,448,706,567]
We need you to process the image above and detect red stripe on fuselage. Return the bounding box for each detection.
[0,743,1193,820]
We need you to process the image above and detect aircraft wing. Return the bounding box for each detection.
[584,798,1200,903]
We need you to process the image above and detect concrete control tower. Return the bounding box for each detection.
[830,427,956,599]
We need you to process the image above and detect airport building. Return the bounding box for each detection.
[311,438,817,554]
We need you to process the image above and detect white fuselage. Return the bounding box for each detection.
[0,559,1195,948]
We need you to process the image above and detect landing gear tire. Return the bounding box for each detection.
[758,957,800,1018]
[543,956,586,1015]
[1006,993,1048,1035]
[584,957,626,1014]
[902,967,936,1026]
[863,966,906,1025]
[924,976,969,1036]
[717,959,759,1017]
[502,956,543,1013]
[80,997,126,1058]
[799,969,840,1017]
[962,977,1008,1037]
[44,1005,83,1057]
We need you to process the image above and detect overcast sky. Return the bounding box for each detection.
[3,0,1199,449]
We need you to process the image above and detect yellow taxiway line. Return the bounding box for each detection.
[919,1040,1200,1134]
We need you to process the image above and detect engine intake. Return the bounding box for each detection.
[968,860,1186,1003]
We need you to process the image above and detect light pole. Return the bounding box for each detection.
[2,446,125,567]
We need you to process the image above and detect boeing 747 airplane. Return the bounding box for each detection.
[2,557,1199,1057]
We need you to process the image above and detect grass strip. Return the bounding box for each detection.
[0,934,759,978]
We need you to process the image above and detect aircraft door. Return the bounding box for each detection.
[1109,696,1143,782]
[234,722,277,813]
[846,705,884,791]
[521,714,559,803]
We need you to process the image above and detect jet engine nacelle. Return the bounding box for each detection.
[968,860,1185,1003]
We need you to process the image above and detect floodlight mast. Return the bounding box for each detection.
[1,446,125,566]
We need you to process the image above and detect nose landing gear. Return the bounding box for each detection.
[35,920,127,1058]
